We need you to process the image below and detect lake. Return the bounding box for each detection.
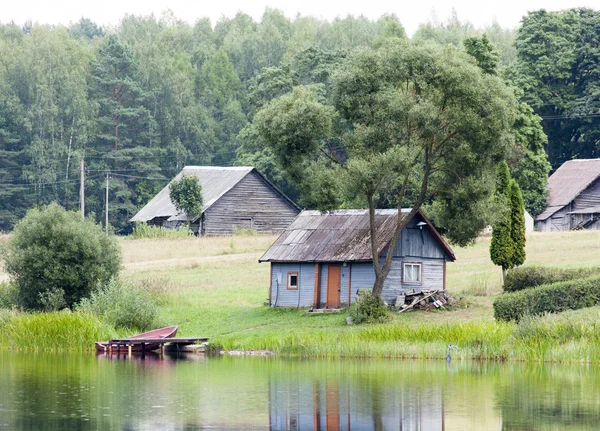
[0,351,599,430]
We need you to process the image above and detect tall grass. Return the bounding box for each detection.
[130,222,193,239]
[0,310,119,352]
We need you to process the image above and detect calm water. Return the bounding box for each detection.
[0,351,599,430]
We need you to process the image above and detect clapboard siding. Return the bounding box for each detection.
[319,264,329,305]
[574,179,600,210]
[349,263,376,302]
[203,171,300,235]
[270,263,315,307]
[394,218,447,259]
[536,205,571,231]
[381,258,445,303]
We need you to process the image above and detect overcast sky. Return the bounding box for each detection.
[3,0,599,35]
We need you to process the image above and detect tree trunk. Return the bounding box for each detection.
[502,267,507,285]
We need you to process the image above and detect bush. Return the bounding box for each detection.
[348,291,389,324]
[0,281,19,309]
[504,266,600,292]
[2,204,121,310]
[77,278,158,331]
[130,222,193,239]
[493,275,600,322]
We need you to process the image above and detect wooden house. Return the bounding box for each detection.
[131,166,301,235]
[535,159,600,231]
[259,209,456,308]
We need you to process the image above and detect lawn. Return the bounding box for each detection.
[118,230,600,361]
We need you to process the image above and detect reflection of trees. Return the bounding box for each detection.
[496,365,600,431]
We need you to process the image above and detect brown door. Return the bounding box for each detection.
[327,264,341,308]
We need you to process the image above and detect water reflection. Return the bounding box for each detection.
[1,353,600,430]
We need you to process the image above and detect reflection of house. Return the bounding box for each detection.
[536,159,600,231]
[131,166,300,235]
[259,209,455,308]
[269,377,445,430]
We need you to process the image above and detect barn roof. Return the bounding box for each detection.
[537,159,600,221]
[131,166,298,223]
[259,209,455,263]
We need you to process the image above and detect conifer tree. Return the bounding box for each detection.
[508,179,526,268]
[490,161,513,281]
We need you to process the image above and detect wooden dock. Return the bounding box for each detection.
[102,337,209,356]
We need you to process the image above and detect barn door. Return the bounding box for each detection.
[327,264,341,308]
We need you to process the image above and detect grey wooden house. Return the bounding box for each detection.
[536,159,600,231]
[259,209,456,308]
[131,166,301,235]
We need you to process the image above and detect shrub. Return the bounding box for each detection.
[493,275,600,322]
[2,204,121,310]
[504,265,600,292]
[77,278,158,331]
[348,291,389,324]
[130,222,193,239]
[0,281,19,309]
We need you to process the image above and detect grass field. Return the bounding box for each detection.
[118,230,600,361]
[2,230,600,360]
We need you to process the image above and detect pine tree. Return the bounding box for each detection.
[508,179,526,268]
[490,161,513,281]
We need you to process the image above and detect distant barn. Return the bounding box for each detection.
[131,166,301,235]
[536,159,600,231]
[259,209,456,308]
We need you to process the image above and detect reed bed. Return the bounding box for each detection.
[0,310,120,352]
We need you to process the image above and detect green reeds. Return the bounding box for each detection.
[0,310,119,352]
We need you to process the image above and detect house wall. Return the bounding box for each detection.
[203,171,300,235]
[269,263,315,307]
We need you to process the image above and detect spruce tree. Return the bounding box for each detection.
[490,161,513,281]
[508,179,526,268]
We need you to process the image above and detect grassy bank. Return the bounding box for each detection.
[2,231,600,360]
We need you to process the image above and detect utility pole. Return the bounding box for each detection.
[80,157,85,219]
[105,172,109,232]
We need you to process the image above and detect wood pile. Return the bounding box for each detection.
[394,289,455,313]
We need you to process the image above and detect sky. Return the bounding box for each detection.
[3,0,599,35]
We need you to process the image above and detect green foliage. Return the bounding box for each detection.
[169,175,203,225]
[0,281,18,309]
[2,204,121,310]
[511,8,600,166]
[504,266,600,292]
[508,179,526,267]
[463,34,499,75]
[38,288,68,312]
[493,275,600,322]
[130,222,193,239]
[490,161,513,271]
[77,278,158,331]
[348,292,389,324]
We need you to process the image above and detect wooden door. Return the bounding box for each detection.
[327,264,341,308]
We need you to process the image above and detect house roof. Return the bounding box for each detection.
[259,209,455,263]
[131,166,298,223]
[537,159,600,221]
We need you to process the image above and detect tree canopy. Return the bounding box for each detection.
[255,40,517,294]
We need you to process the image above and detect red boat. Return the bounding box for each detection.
[95,326,178,353]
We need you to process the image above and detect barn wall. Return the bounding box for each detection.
[203,171,299,235]
[573,179,600,211]
[270,263,315,307]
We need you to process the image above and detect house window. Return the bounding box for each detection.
[403,263,422,283]
[287,272,298,290]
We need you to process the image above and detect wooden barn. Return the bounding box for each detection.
[259,209,456,308]
[131,166,301,235]
[535,159,600,231]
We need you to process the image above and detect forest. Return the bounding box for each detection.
[0,7,598,233]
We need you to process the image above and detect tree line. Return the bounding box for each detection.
[0,8,596,232]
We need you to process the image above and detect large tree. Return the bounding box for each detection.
[255,41,516,295]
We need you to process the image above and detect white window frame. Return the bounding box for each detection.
[403,262,422,284]
[287,271,298,290]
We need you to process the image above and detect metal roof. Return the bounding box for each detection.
[259,209,455,263]
[537,159,600,221]
[131,166,271,223]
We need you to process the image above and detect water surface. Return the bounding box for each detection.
[0,351,599,430]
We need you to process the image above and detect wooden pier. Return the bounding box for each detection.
[103,337,209,356]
